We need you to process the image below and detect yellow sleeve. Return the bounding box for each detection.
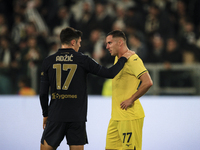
[127,54,148,78]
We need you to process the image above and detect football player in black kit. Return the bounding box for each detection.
[39,27,133,150]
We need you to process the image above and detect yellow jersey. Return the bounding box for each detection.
[111,54,147,120]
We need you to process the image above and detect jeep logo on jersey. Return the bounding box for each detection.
[56,54,73,62]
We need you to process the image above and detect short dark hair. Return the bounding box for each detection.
[107,30,127,41]
[60,27,82,45]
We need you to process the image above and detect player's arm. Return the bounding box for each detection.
[97,56,127,78]
[120,72,153,110]
[39,60,50,129]
[40,79,49,129]
[39,80,49,116]
[97,50,134,78]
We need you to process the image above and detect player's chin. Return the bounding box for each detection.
[110,53,115,56]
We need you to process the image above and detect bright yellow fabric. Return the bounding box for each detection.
[111,54,147,120]
[106,118,144,150]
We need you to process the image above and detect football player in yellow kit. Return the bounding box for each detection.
[105,30,153,150]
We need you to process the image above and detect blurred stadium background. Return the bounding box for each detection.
[0,0,200,150]
[0,0,200,95]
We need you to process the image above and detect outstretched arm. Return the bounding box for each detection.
[97,50,135,78]
[97,57,127,78]
[120,72,153,110]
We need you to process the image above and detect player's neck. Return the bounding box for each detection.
[61,44,73,49]
[118,46,129,58]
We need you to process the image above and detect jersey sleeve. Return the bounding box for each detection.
[129,56,148,78]
[85,56,127,78]
[39,59,50,117]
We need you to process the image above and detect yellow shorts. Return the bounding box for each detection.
[105,118,144,150]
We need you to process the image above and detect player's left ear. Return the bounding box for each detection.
[71,39,76,46]
[118,39,123,47]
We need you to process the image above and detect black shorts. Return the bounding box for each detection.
[41,121,88,147]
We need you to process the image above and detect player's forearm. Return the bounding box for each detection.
[40,94,49,117]
[39,81,50,117]
[97,57,127,78]
[130,72,153,102]
[131,81,153,102]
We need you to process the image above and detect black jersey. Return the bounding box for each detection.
[39,48,127,122]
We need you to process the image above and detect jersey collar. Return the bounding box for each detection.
[58,48,75,52]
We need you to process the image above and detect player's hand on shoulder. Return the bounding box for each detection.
[122,50,135,59]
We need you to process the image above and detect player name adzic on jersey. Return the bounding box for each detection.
[56,54,74,62]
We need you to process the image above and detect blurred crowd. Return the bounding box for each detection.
[0,0,200,95]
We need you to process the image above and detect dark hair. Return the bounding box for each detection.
[107,30,127,41]
[60,27,82,45]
